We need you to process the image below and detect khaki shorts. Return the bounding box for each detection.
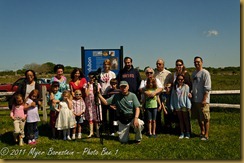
[191,102,210,121]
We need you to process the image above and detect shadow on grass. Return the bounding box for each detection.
[0,131,16,145]
[38,123,51,138]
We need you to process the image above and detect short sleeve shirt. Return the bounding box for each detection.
[106,92,140,115]
[47,91,62,111]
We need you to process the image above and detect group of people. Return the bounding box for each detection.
[10,70,43,145]
[10,55,211,145]
[97,56,211,143]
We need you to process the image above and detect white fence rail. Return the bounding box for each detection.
[210,90,240,95]
[209,90,240,109]
[0,92,14,96]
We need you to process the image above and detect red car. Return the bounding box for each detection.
[0,77,51,93]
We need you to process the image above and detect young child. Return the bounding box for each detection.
[170,74,192,139]
[55,90,76,140]
[24,89,41,145]
[47,81,62,139]
[105,78,121,135]
[161,83,178,134]
[10,94,26,146]
[72,89,86,139]
[84,72,102,138]
[144,77,167,138]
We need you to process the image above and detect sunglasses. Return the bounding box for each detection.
[178,79,184,81]
[146,72,153,74]
[75,94,82,96]
[176,64,182,66]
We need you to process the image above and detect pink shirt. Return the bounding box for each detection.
[72,98,86,115]
[10,105,26,119]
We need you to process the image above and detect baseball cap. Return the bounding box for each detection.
[119,81,128,87]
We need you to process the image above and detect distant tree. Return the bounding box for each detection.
[38,64,50,74]
[23,63,41,73]
[17,69,25,75]
[0,70,15,76]
[64,66,75,74]
[41,62,55,73]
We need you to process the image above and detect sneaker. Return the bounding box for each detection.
[179,134,184,139]
[31,141,36,145]
[185,133,190,139]
[201,136,209,141]
[77,134,82,139]
[28,140,36,145]
[28,140,32,144]
[72,135,76,140]
[110,133,115,136]
[67,135,71,140]
[135,140,141,144]
[152,134,157,138]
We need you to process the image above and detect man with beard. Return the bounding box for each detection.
[191,56,211,141]
[116,57,141,100]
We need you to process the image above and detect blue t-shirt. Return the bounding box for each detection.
[47,91,62,111]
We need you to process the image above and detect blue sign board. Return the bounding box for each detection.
[81,46,123,79]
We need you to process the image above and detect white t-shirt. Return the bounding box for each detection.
[100,71,116,95]
[25,83,35,99]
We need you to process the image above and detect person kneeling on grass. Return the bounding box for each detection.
[97,81,144,144]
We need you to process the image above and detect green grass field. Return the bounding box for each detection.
[0,108,240,160]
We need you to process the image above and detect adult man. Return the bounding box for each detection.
[191,56,211,141]
[116,57,141,99]
[154,59,173,133]
[97,81,144,144]
[154,59,173,90]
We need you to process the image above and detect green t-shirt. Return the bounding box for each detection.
[145,89,157,109]
[106,92,140,116]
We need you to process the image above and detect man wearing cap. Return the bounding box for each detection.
[97,80,144,144]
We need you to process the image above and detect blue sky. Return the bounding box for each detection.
[0,0,240,71]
